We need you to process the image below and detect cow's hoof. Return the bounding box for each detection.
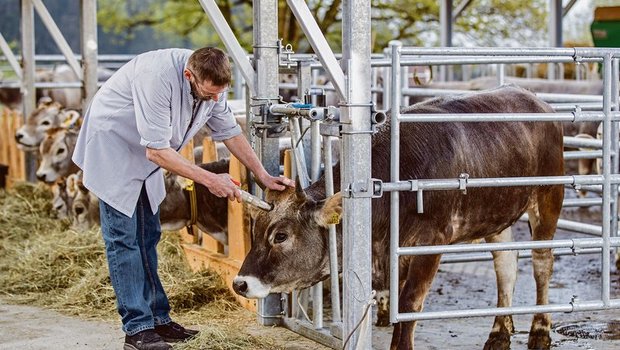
[527,329,551,350]
[483,331,511,350]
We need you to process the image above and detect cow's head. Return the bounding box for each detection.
[232,186,342,298]
[36,127,79,183]
[70,174,98,230]
[51,177,70,220]
[14,98,80,150]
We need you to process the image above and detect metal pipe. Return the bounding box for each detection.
[323,135,341,324]
[398,111,616,123]
[81,0,98,110]
[389,40,402,326]
[399,46,620,58]
[403,87,604,103]
[563,150,602,160]
[601,54,613,306]
[440,247,605,264]
[21,0,37,183]
[380,174,616,193]
[398,237,620,256]
[397,299,620,322]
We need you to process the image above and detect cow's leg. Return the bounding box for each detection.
[390,254,441,350]
[526,189,562,350]
[483,227,518,350]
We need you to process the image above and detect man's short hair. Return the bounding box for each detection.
[187,47,232,86]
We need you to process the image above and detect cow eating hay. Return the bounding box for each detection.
[233,85,564,350]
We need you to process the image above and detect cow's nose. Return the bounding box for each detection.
[36,174,46,182]
[232,279,248,296]
[15,133,23,141]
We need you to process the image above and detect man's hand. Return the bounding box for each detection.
[202,172,242,202]
[256,173,295,191]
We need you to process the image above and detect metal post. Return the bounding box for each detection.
[21,0,37,182]
[548,0,562,80]
[253,0,283,326]
[602,54,612,305]
[439,0,453,82]
[80,0,98,110]
[612,58,620,261]
[341,0,373,348]
[389,40,401,327]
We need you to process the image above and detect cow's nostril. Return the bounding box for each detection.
[15,133,23,141]
[36,174,46,182]
[74,206,85,215]
[232,280,248,295]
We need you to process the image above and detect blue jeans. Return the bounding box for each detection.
[99,185,171,335]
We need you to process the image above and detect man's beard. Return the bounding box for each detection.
[190,81,211,101]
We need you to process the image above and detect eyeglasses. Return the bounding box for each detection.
[187,69,229,101]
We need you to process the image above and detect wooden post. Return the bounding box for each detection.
[0,108,26,187]
[178,139,198,245]
[200,137,224,254]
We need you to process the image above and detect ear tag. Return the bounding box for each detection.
[327,213,341,225]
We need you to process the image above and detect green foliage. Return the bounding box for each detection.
[96,0,549,53]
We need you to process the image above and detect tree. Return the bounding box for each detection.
[96,0,549,53]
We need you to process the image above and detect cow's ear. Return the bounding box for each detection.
[316,192,342,228]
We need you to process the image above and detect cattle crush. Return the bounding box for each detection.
[2,0,620,349]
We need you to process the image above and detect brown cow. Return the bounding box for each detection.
[14,98,80,150]
[36,127,80,183]
[233,85,564,350]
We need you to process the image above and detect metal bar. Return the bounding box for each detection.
[253,0,283,327]
[562,0,578,17]
[198,0,256,95]
[397,299,620,322]
[563,136,604,149]
[341,0,373,347]
[563,150,602,160]
[399,46,620,58]
[389,40,402,327]
[0,32,22,79]
[452,0,474,20]
[21,0,37,183]
[80,0,98,110]
[31,0,83,80]
[397,237,620,256]
[440,247,605,264]
[602,54,612,306]
[287,0,346,99]
[548,0,563,79]
[403,87,604,103]
[551,103,604,111]
[611,58,620,261]
[439,0,452,82]
[562,197,604,207]
[323,136,342,324]
[398,112,616,123]
[380,174,616,193]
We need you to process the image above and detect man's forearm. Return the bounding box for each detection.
[146,147,213,186]
[223,134,270,179]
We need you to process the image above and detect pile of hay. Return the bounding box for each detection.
[0,183,282,349]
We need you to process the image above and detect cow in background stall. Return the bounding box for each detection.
[14,98,81,150]
[64,159,231,244]
[36,127,80,183]
[233,86,564,350]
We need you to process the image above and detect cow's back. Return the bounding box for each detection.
[370,85,563,246]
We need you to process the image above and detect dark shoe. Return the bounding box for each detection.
[154,321,199,342]
[123,330,172,350]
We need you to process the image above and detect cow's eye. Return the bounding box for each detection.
[56,148,65,155]
[274,232,288,244]
[40,120,51,126]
